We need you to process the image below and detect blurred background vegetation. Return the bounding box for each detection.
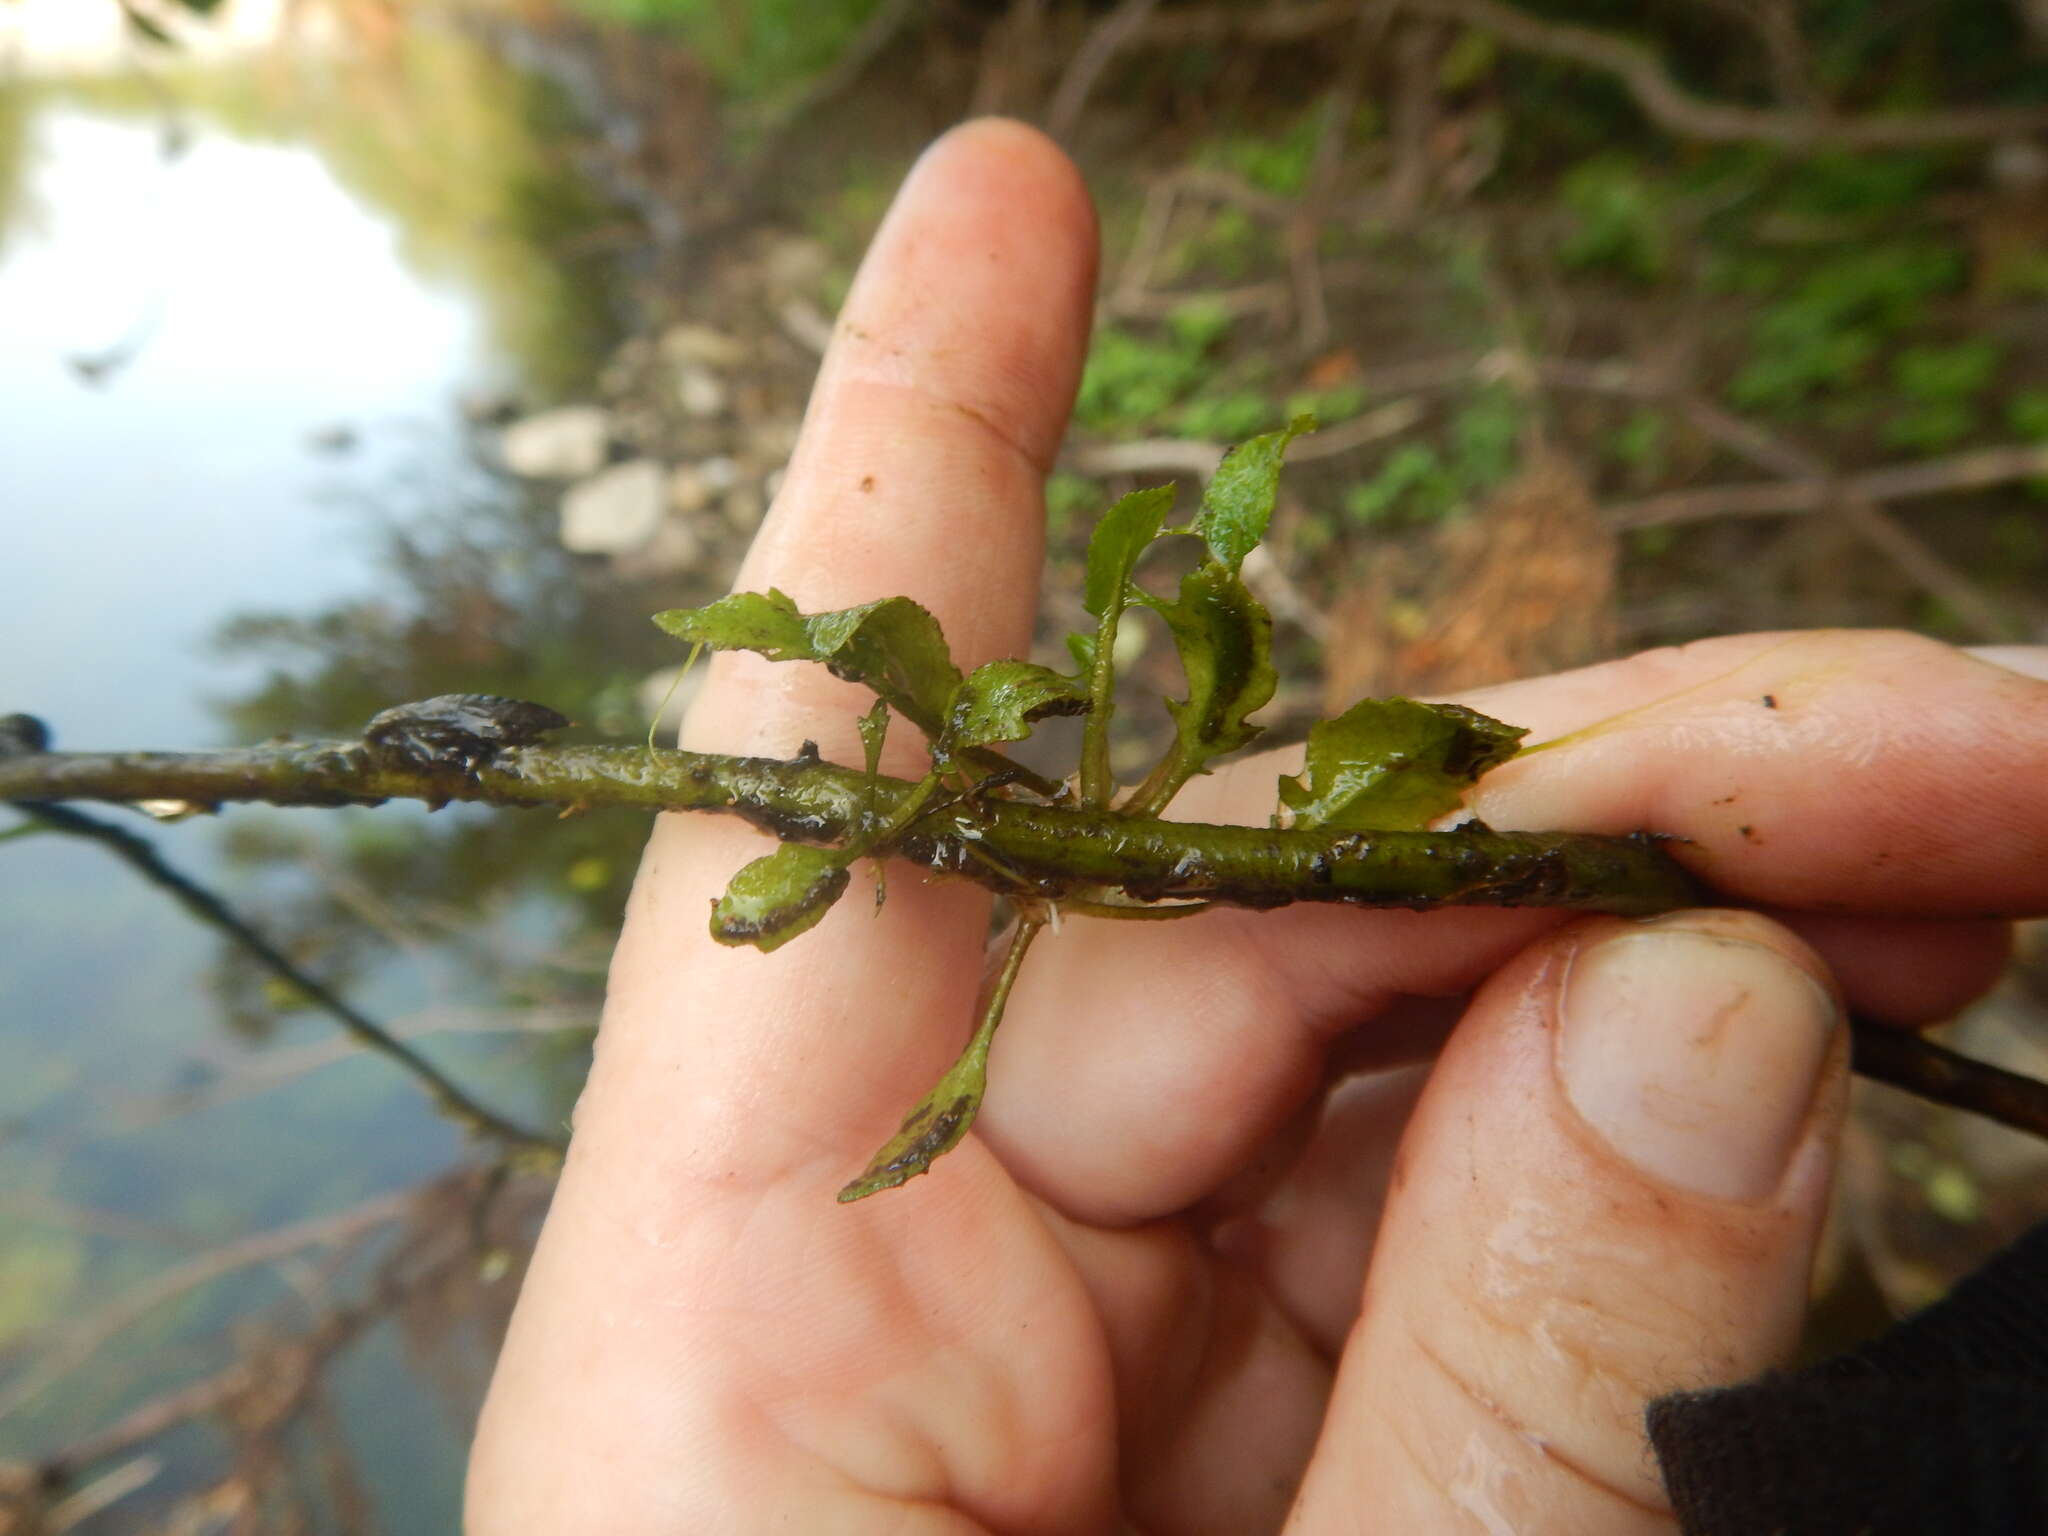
[1,0,2044,1528]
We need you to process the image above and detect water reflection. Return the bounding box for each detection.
[0,13,657,1527]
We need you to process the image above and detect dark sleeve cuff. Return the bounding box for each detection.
[1647,1218,2048,1536]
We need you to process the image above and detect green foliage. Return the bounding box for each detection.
[2005,388,2048,443]
[1602,409,1670,483]
[1729,240,1966,412]
[0,1228,85,1345]
[1278,700,1526,832]
[710,844,852,952]
[1286,383,1367,424]
[1074,300,1286,440]
[1196,417,1313,571]
[1344,444,1461,526]
[1556,155,1670,282]
[1437,29,1499,91]
[1884,340,2003,453]
[1084,487,1176,618]
[649,428,1535,1198]
[940,661,1087,766]
[1342,388,1525,527]
[2009,391,2048,499]
[1076,310,1226,433]
[1044,472,1105,540]
[569,0,886,99]
[652,590,961,735]
[1196,107,1327,197]
[1769,151,1947,220]
[1176,391,1276,442]
[1169,204,1269,281]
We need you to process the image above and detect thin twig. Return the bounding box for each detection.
[1606,444,2048,527]
[1137,1,1368,46]
[0,1185,419,1425]
[1392,0,2048,147]
[122,1004,592,1131]
[1853,1018,2048,1143]
[11,803,564,1159]
[1833,494,2022,643]
[1571,374,2034,640]
[1287,4,1389,349]
[1046,0,1160,141]
[1130,1,2048,145]
[1691,0,1818,107]
[743,0,922,164]
[1066,399,1426,481]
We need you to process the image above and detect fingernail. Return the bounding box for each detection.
[1557,927,1839,1202]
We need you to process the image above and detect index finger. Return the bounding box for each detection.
[472,121,1110,1530]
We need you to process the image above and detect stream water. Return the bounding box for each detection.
[0,12,649,1526]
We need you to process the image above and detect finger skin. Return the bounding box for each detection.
[1288,911,1848,1533]
[468,120,1111,1533]
[981,630,2047,1226]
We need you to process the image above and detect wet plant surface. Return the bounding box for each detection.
[2,0,2045,1526]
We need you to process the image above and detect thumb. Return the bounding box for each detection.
[1289,910,1848,1533]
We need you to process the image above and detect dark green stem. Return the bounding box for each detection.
[0,742,1705,916]
[5,743,2045,1148]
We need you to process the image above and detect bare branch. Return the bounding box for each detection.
[1136,0,2048,147]
[1605,444,2048,529]
[1853,1020,2048,1144]
[13,802,564,1159]
[1409,0,2048,145]
[1046,0,1160,141]
[0,1186,418,1425]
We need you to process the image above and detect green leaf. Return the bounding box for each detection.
[856,698,889,781]
[1074,484,1177,805]
[1127,559,1276,813]
[1084,485,1176,617]
[1193,415,1312,572]
[119,2,177,46]
[939,660,1088,766]
[835,1040,988,1202]
[652,587,813,658]
[802,598,962,729]
[838,918,1043,1202]
[709,843,851,952]
[1277,698,1527,832]
[653,591,963,736]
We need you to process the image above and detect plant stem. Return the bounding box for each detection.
[1852,1019,2048,1141]
[6,742,2046,1149]
[0,741,1705,915]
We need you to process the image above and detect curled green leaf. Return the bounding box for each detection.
[939,660,1088,769]
[1277,698,1527,832]
[1123,560,1276,816]
[709,842,851,952]
[1074,485,1177,805]
[839,918,1042,1201]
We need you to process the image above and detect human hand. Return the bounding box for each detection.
[467,120,2048,1533]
